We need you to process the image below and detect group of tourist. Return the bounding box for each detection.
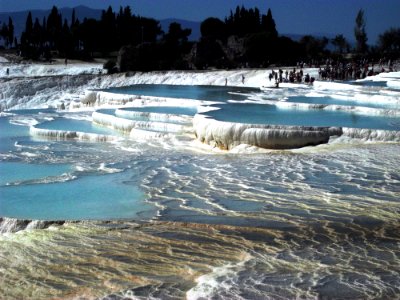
[264,57,396,85]
[318,58,395,81]
[268,68,315,85]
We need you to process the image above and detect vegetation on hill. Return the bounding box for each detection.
[0,5,399,72]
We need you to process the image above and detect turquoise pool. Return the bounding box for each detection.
[103,84,257,102]
[204,103,400,130]
[0,112,156,221]
[0,164,153,220]
[286,95,400,109]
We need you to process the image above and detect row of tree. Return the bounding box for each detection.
[0,17,14,48]
[0,5,399,71]
[3,6,164,60]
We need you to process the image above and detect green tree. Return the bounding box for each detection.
[70,9,80,53]
[24,12,33,44]
[20,11,40,58]
[331,34,349,54]
[138,17,162,44]
[0,23,8,45]
[7,17,14,48]
[100,6,117,52]
[31,18,42,47]
[201,17,226,40]
[60,19,73,56]
[159,22,192,69]
[77,18,100,58]
[245,32,273,66]
[165,22,191,45]
[47,6,62,49]
[71,8,76,27]
[194,38,226,69]
[225,6,263,36]
[354,9,368,53]
[378,27,400,57]
[262,8,277,37]
[41,17,48,47]
[116,6,132,46]
[299,35,329,59]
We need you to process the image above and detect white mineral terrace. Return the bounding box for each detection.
[341,127,400,142]
[192,114,343,150]
[3,63,396,150]
[92,111,193,134]
[115,108,192,124]
[29,126,119,142]
[30,84,393,149]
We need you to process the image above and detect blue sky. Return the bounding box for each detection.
[0,0,399,44]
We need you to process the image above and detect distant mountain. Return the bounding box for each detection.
[282,33,338,41]
[160,18,201,41]
[282,32,355,50]
[0,6,102,41]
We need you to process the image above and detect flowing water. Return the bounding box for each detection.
[0,67,400,299]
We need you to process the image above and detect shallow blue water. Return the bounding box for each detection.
[205,103,400,130]
[103,84,256,102]
[0,117,29,151]
[286,95,400,109]
[0,167,154,220]
[0,162,71,186]
[0,113,154,221]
